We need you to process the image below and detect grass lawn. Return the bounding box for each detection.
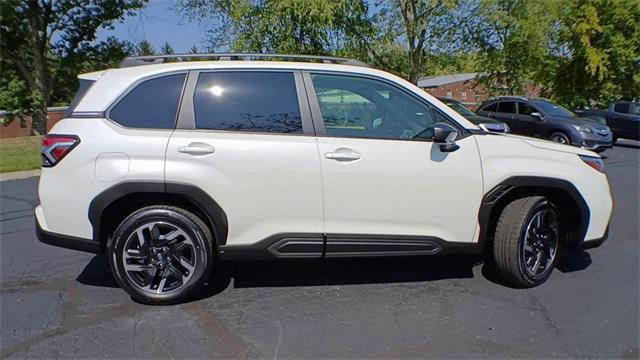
[0,136,42,173]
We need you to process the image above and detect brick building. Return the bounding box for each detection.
[417,73,539,109]
[0,107,67,139]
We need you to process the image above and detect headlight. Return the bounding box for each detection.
[572,125,592,133]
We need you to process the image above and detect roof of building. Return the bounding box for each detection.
[417,73,478,88]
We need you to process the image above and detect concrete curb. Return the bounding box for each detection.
[0,169,41,182]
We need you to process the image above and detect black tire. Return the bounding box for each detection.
[109,206,214,305]
[493,196,560,288]
[549,132,571,145]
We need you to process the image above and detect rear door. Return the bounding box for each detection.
[610,102,640,139]
[165,70,324,249]
[305,72,484,255]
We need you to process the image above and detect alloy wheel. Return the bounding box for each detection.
[521,208,559,276]
[121,221,197,295]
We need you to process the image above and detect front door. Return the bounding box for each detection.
[305,73,484,255]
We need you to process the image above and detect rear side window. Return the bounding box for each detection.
[614,103,630,113]
[498,101,516,113]
[193,71,302,134]
[109,73,187,129]
[64,79,95,118]
[482,102,498,112]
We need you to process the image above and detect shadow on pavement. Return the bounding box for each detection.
[75,251,592,300]
[614,142,640,150]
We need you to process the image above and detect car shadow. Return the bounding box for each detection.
[76,251,592,301]
[76,254,481,297]
[614,142,640,150]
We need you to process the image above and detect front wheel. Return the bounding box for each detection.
[549,132,571,145]
[109,206,215,304]
[493,196,560,288]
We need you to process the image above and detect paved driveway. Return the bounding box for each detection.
[1,141,638,359]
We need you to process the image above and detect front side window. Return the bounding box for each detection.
[517,102,536,115]
[193,71,302,134]
[614,103,630,114]
[110,73,186,129]
[497,101,516,114]
[311,74,446,140]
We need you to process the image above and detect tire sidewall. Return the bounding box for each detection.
[109,208,212,304]
[517,200,559,285]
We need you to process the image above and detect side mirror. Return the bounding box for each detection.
[531,112,543,120]
[432,123,460,152]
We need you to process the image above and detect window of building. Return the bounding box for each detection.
[446,90,453,99]
[461,91,467,101]
[193,71,302,134]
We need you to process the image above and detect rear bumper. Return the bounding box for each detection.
[36,217,101,254]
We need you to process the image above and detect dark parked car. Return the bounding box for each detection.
[438,98,509,133]
[476,96,613,152]
[574,101,640,142]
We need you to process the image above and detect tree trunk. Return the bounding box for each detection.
[31,107,47,135]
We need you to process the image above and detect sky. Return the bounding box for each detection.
[95,0,211,53]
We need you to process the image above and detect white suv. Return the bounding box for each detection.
[36,54,612,304]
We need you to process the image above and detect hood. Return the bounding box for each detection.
[464,114,502,125]
[567,116,610,131]
[496,133,597,156]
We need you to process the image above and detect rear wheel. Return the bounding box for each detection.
[493,196,560,288]
[109,206,214,304]
[549,132,570,145]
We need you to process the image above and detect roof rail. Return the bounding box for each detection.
[119,53,370,68]
[494,95,530,101]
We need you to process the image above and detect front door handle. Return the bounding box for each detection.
[178,142,215,155]
[325,148,361,161]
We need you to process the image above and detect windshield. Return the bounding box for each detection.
[534,100,575,118]
[444,101,476,116]
[633,103,640,115]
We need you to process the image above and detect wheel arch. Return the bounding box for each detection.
[88,182,229,252]
[477,176,589,252]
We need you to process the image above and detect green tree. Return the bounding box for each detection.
[136,40,155,56]
[0,0,146,134]
[160,41,174,55]
[177,0,372,55]
[549,0,640,107]
[465,0,557,95]
[188,45,199,54]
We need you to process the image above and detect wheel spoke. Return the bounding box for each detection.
[156,276,168,294]
[175,255,195,273]
[169,263,189,280]
[150,224,161,242]
[124,263,152,272]
[136,228,146,247]
[531,253,543,274]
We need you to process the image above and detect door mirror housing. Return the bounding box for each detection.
[531,112,543,120]
[432,123,460,152]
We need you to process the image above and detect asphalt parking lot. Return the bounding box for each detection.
[1,141,638,359]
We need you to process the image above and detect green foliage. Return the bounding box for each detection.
[466,0,557,95]
[549,0,640,108]
[136,40,156,56]
[160,41,175,55]
[0,0,146,133]
[176,0,373,55]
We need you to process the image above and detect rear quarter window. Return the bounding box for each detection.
[109,73,187,129]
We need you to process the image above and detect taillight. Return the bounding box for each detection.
[41,134,80,167]
[579,155,605,173]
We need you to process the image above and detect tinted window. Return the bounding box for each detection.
[193,72,302,134]
[498,101,516,113]
[483,103,498,112]
[517,102,536,115]
[614,103,630,113]
[110,73,186,129]
[534,100,575,117]
[311,74,447,140]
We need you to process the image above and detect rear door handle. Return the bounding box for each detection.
[178,142,215,155]
[325,148,361,161]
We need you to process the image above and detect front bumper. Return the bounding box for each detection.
[36,217,102,253]
[573,131,613,151]
[582,226,609,250]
